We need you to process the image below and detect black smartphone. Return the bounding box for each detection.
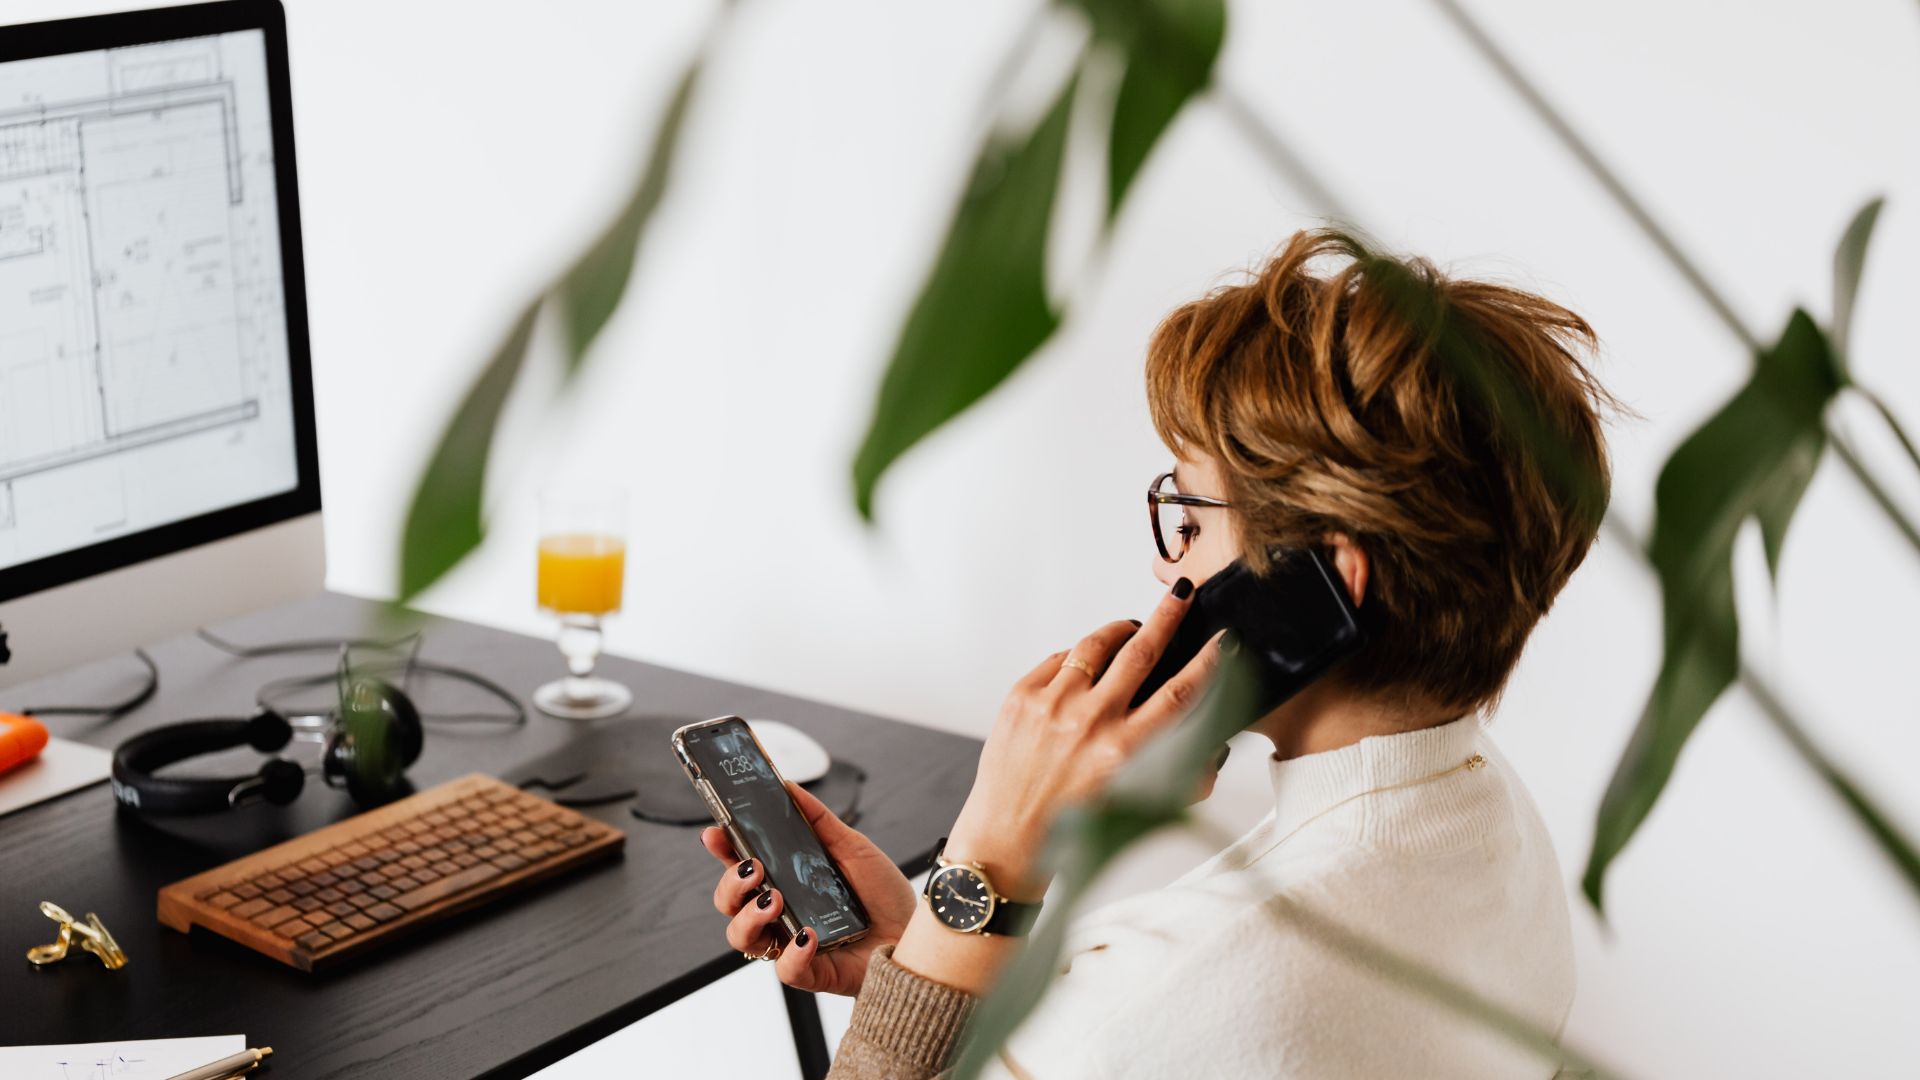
[1130,547,1368,723]
[671,716,871,950]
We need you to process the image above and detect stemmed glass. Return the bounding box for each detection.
[533,488,632,719]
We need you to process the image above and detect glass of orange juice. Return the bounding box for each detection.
[533,488,632,719]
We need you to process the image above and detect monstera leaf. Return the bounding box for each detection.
[1080,0,1227,221]
[851,0,1225,519]
[851,71,1079,521]
[397,56,706,601]
[1582,310,1844,912]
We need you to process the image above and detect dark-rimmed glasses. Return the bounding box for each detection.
[1148,471,1230,563]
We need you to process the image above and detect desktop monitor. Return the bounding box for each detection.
[0,0,322,688]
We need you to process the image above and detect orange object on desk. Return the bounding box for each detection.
[1,712,50,775]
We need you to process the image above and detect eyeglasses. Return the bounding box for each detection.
[1148,471,1230,563]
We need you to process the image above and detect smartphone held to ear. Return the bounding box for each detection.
[1132,547,1368,724]
[672,717,871,951]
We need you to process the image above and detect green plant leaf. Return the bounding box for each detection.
[1583,309,1843,912]
[397,304,540,601]
[1831,196,1883,364]
[1073,0,1227,221]
[395,49,708,601]
[556,61,703,371]
[850,70,1080,520]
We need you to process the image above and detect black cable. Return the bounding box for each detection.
[19,648,160,720]
[201,630,526,729]
[196,626,422,658]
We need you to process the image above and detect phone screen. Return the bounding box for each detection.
[679,720,868,944]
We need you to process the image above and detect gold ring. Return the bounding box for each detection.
[743,938,781,962]
[1060,655,1097,680]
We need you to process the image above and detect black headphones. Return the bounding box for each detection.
[110,676,423,814]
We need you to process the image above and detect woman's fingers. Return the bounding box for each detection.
[1096,578,1196,706]
[712,856,764,916]
[1050,620,1142,688]
[1127,629,1228,742]
[774,925,818,986]
[700,826,738,865]
[726,887,785,954]
[1013,650,1069,692]
[788,781,854,847]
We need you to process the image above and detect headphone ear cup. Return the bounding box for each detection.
[386,685,424,768]
[330,678,421,806]
[257,758,306,806]
[247,709,293,753]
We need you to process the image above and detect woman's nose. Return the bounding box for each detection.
[1151,556,1180,587]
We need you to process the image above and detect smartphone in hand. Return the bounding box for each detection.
[1131,547,1368,723]
[672,716,871,950]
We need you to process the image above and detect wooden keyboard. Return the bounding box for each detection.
[159,774,624,971]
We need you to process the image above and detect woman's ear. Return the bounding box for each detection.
[1326,533,1368,607]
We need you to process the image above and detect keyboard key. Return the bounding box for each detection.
[257,905,302,929]
[157,775,623,972]
[394,863,503,912]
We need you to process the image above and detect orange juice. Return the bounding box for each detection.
[537,533,626,615]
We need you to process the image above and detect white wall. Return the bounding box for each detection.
[13,0,1919,1075]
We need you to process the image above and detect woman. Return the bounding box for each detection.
[701,229,1614,1078]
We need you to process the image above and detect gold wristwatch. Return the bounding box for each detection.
[921,838,1042,936]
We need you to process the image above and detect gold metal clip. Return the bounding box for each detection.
[26,901,128,970]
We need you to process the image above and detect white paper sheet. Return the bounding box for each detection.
[0,1035,246,1079]
[0,737,112,818]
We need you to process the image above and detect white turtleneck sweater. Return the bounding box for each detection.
[981,715,1577,1079]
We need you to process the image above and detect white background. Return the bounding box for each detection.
[12,1,1920,1076]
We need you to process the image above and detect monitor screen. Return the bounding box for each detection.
[0,9,316,600]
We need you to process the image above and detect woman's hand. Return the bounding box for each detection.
[701,782,917,997]
[887,578,1225,996]
[944,579,1224,898]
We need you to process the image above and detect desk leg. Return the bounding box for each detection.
[783,983,831,1080]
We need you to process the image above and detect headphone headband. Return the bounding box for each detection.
[110,713,298,814]
[111,678,425,816]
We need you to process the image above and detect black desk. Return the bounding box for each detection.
[0,593,980,1078]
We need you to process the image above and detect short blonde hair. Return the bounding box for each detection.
[1145,230,1616,716]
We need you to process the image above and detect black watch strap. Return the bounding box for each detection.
[983,897,1042,937]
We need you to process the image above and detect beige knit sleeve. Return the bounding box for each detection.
[827,945,978,1080]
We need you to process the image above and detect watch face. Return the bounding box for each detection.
[928,865,995,933]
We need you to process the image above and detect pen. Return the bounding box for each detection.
[164,1046,273,1080]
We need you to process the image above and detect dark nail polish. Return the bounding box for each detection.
[1220,630,1241,657]
[794,929,811,948]
[1128,619,1143,628]
[756,890,774,910]
[737,859,755,879]
[1172,577,1194,600]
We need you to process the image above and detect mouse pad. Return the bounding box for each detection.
[503,715,867,827]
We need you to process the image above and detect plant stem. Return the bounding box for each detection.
[1832,435,1920,553]
[1854,386,1920,481]
[1599,514,1920,905]
[1183,818,1632,1080]
[1736,660,1920,900]
[1424,0,1759,350]
[1422,0,1920,560]
[1205,9,1920,906]
[1209,84,1359,225]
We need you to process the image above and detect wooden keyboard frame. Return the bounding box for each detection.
[159,774,625,972]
